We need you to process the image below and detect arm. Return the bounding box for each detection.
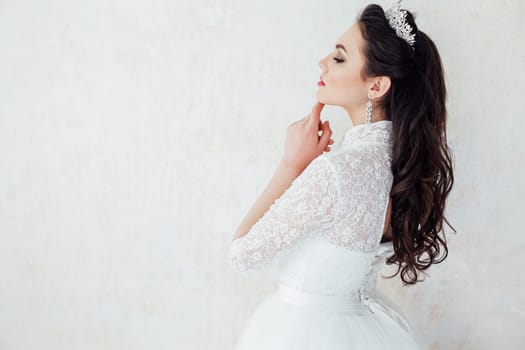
[232,103,334,241]
[229,155,340,275]
[231,161,302,241]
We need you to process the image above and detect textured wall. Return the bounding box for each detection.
[0,0,523,349]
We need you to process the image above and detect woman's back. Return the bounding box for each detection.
[230,121,394,272]
[230,121,421,349]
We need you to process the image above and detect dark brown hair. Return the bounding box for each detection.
[356,4,457,285]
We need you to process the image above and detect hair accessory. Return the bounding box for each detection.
[384,0,416,48]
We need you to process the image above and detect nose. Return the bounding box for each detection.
[318,55,328,72]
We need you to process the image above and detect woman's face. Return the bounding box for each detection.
[317,23,369,117]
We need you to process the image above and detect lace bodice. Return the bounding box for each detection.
[229,120,394,299]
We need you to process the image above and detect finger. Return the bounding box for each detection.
[317,121,324,139]
[318,121,332,151]
[308,102,325,128]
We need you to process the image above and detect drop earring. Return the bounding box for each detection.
[365,94,373,124]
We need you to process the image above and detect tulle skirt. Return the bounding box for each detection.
[233,284,421,350]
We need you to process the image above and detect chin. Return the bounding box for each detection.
[315,95,334,106]
[315,92,328,104]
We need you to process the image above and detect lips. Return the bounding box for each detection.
[318,76,325,86]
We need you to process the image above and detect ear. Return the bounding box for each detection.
[367,76,391,99]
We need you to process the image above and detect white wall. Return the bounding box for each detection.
[0,0,523,349]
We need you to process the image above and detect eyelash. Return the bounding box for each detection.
[333,57,344,63]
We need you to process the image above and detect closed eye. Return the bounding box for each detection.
[333,57,344,63]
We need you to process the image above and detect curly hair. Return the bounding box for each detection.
[356,4,457,285]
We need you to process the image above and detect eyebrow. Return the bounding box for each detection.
[335,43,348,54]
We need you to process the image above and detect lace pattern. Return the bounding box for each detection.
[229,121,394,276]
[229,155,340,275]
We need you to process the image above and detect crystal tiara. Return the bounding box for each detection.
[384,0,416,48]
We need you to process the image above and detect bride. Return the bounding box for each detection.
[229,1,456,349]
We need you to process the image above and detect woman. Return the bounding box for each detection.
[229,1,456,349]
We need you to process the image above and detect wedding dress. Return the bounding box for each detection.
[229,120,421,349]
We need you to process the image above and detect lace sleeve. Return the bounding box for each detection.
[228,155,340,275]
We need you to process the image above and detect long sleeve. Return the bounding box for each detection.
[229,154,340,275]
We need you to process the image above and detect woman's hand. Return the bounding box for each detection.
[281,102,334,173]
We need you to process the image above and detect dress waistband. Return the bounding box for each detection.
[276,283,369,315]
[276,283,414,335]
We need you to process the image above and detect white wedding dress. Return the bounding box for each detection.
[229,120,421,349]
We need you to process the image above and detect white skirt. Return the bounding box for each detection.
[233,284,421,350]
